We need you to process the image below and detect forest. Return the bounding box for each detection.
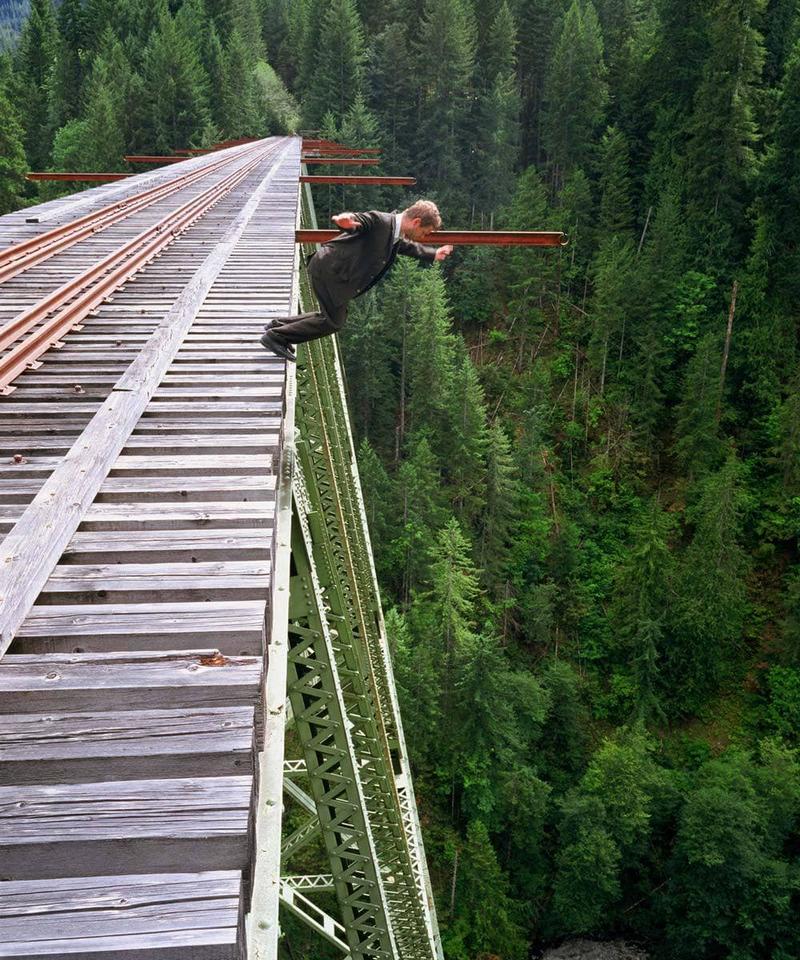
[1,0,799,957]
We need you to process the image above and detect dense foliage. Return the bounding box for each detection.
[3,1,800,958]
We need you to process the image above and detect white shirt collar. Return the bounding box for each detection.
[393,212,402,244]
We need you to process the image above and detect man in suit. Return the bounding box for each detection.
[260,199,454,361]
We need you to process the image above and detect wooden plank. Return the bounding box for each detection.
[0,651,262,714]
[14,600,266,655]
[95,475,276,501]
[0,142,294,657]
[0,871,242,960]
[0,776,253,879]
[60,529,271,564]
[0,706,255,784]
[41,559,271,602]
[80,501,275,530]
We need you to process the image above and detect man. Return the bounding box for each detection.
[260,199,454,361]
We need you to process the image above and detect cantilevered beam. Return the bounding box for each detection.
[304,146,381,155]
[300,175,414,186]
[26,172,132,182]
[301,157,379,166]
[296,228,566,246]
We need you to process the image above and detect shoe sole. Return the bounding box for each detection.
[260,332,296,362]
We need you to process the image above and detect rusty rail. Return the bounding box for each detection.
[1,143,265,284]
[0,142,279,394]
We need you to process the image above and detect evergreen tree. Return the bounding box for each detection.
[444,820,527,960]
[49,0,87,129]
[543,0,608,186]
[597,124,634,235]
[14,0,58,169]
[669,453,751,712]
[366,15,415,165]
[231,0,265,61]
[414,0,476,212]
[141,6,211,151]
[516,0,569,164]
[683,0,766,268]
[0,78,27,213]
[302,0,366,127]
[219,28,261,137]
[673,332,725,479]
[473,2,521,219]
[394,433,445,603]
[446,352,488,522]
[610,499,674,722]
[479,421,521,588]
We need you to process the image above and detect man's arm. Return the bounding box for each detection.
[331,211,382,232]
[397,239,454,263]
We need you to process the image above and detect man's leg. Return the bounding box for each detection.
[268,273,348,345]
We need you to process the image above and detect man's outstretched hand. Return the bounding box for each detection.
[332,213,359,230]
[434,245,454,262]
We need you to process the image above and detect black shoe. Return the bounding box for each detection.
[260,330,296,362]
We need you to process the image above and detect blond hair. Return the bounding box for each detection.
[403,200,442,230]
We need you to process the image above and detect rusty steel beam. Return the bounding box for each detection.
[296,229,566,246]
[124,155,186,164]
[301,157,380,166]
[300,175,415,186]
[303,145,382,155]
[27,172,133,182]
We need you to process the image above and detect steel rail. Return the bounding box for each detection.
[1,143,266,284]
[0,142,279,394]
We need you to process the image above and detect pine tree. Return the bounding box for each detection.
[302,0,366,127]
[669,452,751,712]
[673,332,725,479]
[231,0,265,61]
[141,6,211,151]
[597,124,634,235]
[49,0,87,129]
[394,433,445,603]
[683,0,766,268]
[445,820,527,960]
[516,0,569,164]
[473,2,521,219]
[366,16,415,165]
[219,29,261,137]
[414,0,476,212]
[14,0,58,169]
[543,0,608,187]
[479,421,521,587]
[0,79,27,214]
[404,264,460,447]
[445,352,488,523]
[611,499,674,722]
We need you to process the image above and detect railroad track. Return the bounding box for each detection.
[0,137,300,959]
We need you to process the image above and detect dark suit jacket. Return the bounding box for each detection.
[310,210,437,306]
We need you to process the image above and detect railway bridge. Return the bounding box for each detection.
[0,133,446,960]
[0,136,562,960]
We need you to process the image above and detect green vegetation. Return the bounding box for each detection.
[3,1,800,957]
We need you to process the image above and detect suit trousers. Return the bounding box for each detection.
[269,256,349,345]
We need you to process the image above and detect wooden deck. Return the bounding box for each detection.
[0,138,301,959]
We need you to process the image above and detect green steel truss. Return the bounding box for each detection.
[277,183,442,960]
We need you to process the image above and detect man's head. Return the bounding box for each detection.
[400,200,442,241]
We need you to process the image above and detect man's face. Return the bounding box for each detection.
[403,216,436,242]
